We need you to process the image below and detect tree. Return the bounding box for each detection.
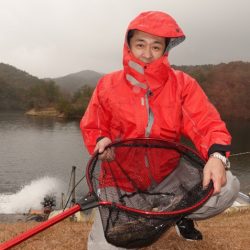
[26,80,61,109]
[56,85,95,118]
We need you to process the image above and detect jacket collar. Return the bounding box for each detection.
[123,47,171,93]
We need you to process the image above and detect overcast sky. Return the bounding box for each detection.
[1,0,249,78]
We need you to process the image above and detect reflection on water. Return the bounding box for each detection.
[0,113,249,198]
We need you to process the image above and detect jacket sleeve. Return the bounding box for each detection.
[180,73,232,159]
[80,79,111,154]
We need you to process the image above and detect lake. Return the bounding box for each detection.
[0,112,249,213]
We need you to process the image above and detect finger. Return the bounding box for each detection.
[93,144,99,153]
[98,150,108,160]
[213,178,221,194]
[202,170,211,189]
[221,172,227,187]
[98,145,105,154]
[94,144,104,154]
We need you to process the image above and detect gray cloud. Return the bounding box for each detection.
[0,0,249,78]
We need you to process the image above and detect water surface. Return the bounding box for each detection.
[0,112,249,213]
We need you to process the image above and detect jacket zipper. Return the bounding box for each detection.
[144,88,157,188]
[145,89,154,137]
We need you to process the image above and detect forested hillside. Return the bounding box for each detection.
[173,61,250,120]
[0,61,249,120]
[0,63,42,88]
[0,63,60,111]
[0,63,95,118]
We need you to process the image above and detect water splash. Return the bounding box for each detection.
[0,176,64,214]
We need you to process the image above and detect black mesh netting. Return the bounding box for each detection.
[85,138,213,248]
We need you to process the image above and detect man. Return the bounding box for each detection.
[81,11,240,249]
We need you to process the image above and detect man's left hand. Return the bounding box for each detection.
[203,157,227,194]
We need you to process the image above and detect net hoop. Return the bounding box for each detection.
[85,137,214,217]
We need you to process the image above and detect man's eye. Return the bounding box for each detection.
[136,44,144,48]
[153,47,161,51]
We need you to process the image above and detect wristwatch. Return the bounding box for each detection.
[210,152,230,170]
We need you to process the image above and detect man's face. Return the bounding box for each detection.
[129,30,166,64]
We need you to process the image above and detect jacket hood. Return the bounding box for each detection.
[125,11,185,53]
[123,11,185,92]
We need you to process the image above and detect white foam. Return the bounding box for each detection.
[0,176,64,214]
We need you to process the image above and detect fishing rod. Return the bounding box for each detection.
[63,173,86,210]
[230,151,250,157]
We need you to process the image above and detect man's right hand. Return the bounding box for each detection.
[94,137,114,161]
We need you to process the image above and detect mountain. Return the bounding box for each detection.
[0,63,43,88]
[0,63,45,110]
[50,70,103,94]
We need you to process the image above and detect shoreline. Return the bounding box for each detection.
[25,107,65,118]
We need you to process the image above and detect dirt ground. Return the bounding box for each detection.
[0,208,249,250]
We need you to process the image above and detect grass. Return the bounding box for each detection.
[0,208,249,250]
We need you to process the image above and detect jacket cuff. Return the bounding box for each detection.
[208,144,231,157]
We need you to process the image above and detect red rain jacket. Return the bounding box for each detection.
[80,11,231,188]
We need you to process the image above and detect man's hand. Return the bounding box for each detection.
[203,156,227,195]
[94,137,114,161]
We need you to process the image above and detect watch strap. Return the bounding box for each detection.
[210,152,230,170]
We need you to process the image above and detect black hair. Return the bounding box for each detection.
[127,30,135,46]
[127,29,170,50]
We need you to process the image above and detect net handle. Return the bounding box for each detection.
[0,205,81,250]
[0,194,100,250]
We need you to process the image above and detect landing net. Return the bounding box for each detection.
[85,138,213,248]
